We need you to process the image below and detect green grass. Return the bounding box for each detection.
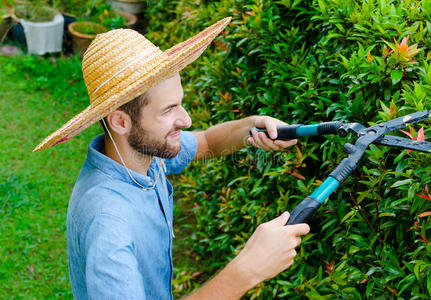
[0,55,100,298]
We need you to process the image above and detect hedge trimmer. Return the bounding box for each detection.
[250,110,431,225]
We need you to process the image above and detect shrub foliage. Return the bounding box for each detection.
[144,0,431,298]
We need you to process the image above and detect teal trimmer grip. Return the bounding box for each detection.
[286,177,340,224]
[250,122,344,140]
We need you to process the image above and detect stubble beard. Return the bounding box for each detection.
[128,121,181,159]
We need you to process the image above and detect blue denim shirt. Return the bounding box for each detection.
[67,131,198,299]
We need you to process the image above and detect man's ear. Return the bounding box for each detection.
[106,110,132,135]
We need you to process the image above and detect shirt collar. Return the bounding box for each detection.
[86,134,161,188]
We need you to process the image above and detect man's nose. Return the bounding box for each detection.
[175,106,192,129]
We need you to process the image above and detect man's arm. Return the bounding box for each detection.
[83,213,146,298]
[192,116,297,160]
[184,212,310,300]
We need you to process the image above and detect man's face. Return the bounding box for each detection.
[128,73,192,158]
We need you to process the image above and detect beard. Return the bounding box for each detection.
[127,121,181,159]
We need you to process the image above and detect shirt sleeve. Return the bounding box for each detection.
[164,130,198,175]
[82,213,146,299]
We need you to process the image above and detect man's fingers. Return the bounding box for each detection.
[285,223,310,236]
[272,211,290,226]
[249,123,298,151]
[255,130,283,150]
[247,137,257,147]
[258,132,281,150]
[263,118,278,139]
[251,130,280,151]
[251,130,265,149]
[274,139,297,148]
[287,249,297,258]
[285,236,302,249]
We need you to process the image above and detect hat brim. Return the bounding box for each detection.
[33,17,231,152]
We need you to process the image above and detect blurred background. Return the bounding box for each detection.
[1,0,431,298]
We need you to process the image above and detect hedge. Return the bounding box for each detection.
[144,0,431,298]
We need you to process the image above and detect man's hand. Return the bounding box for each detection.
[234,212,310,284]
[248,116,297,151]
[184,212,310,300]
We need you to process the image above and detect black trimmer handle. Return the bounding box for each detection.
[249,122,344,140]
[286,196,321,225]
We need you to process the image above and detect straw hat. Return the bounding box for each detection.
[33,17,231,152]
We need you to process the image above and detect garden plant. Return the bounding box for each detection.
[1,0,431,299]
[143,0,431,298]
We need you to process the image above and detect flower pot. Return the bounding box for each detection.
[0,8,15,43]
[68,21,107,56]
[98,10,137,29]
[11,22,26,47]
[13,6,64,55]
[62,12,77,53]
[107,0,145,15]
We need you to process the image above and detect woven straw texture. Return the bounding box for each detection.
[33,17,231,152]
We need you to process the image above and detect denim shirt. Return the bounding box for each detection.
[67,131,198,300]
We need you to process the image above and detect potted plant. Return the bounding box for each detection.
[98,9,137,29]
[55,0,93,30]
[68,21,107,56]
[0,5,15,43]
[12,3,64,55]
[56,0,89,17]
[107,0,144,15]
[55,0,91,54]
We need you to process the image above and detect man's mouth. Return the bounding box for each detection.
[168,130,181,138]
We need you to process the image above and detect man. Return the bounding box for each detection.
[34,17,310,299]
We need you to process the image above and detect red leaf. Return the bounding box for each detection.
[417,127,425,141]
[290,171,305,180]
[420,235,431,243]
[416,194,431,201]
[426,184,429,194]
[323,260,334,275]
[409,221,421,231]
[295,145,303,161]
[418,211,431,218]
[192,271,203,278]
[400,129,414,139]
[325,205,334,213]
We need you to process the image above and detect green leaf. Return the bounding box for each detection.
[341,210,355,223]
[397,274,415,296]
[390,179,412,188]
[394,151,406,164]
[414,82,426,101]
[413,261,424,280]
[375,23,385,35]
[335,259,347,271]
[357,190,370,204]
[378,212,396,217]
[321,218,337,231]
[366,280,375,298]
[381,101,391,115]
[334,23,345,33]
[391,70,403,85]
[428,271,431,296]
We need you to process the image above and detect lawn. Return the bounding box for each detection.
[0,53,201,298]
[0,54,100,297]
